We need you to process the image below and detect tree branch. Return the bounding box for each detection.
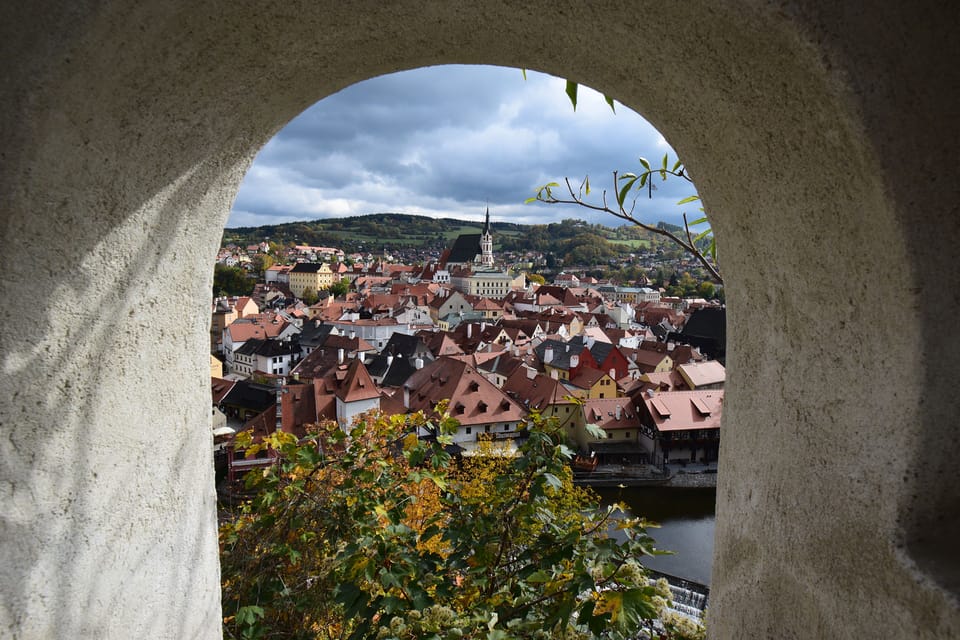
[536,174,723,284]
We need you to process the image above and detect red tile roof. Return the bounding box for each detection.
[677,360,725,388]
[335,359,380,403]
[502,367,573,411]
[211,377,236,405]
[583,397,640,431]
[402,357,527,426]
[640,390,723,432]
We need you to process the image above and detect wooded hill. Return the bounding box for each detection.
[222,213,675,260]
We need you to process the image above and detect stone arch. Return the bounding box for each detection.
[1,2,957,638]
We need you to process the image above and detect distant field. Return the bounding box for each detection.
[608,238,652,249]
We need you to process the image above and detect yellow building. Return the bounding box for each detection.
[449,269,524,299]
[288,262,334,297]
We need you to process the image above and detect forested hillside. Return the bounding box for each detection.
[222,213,671,259]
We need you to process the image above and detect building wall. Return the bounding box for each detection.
[2,3,958,639]
[336,397,380,429]
[289,270,320,298]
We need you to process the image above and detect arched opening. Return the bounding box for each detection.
[213,65,723,632]
[3,3,958,639]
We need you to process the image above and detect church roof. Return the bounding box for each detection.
[445,233,482,265]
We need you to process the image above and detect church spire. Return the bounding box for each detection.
[480,206,494,267]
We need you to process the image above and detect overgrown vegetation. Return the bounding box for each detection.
[214,263,256,297]
[220,410,705,640]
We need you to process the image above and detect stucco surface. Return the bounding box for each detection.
[1,1,957,638]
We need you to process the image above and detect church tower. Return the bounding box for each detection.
[480,207,494,267]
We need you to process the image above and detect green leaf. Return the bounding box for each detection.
[688,215,709,225]
[676,195,700,205]
[521,69,527,81]
[662,153,669,171]
[542,472,562,490]
[565,80,578,111]
[379,568,402,590]
[604,94,616,113]
[524,196,538,204]
[381,595,404,613]
[638,157,651,172]
[619,587,659,626]
[584,175,590,195]
[527,570,552,583]
[617,177,637,206]
[585,423,607,440]
[236,605,265,626]
[672,159,683,172]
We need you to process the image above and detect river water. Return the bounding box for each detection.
[593,486,716,586]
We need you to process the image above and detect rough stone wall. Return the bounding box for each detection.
[0,1,956,638]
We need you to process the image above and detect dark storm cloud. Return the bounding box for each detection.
[229,65,697,229]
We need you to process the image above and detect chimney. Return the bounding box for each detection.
[338,348,344,364]
[610,368,616,381]
[544,347,554,363]
[570,354,579,368]
[550,370,558,380]
[481,321,486,332]
[403,385,410,408]
[615,404,622,421]
[467,324,472,339]
[387,355,394,367]
[526,367,536,380]
[349,330,356,340]
[415,357,424,370]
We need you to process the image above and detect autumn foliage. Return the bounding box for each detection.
[219,410,702,640]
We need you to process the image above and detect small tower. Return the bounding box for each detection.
[480,207,494,267]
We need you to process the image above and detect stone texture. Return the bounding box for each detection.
[1,1,957,638]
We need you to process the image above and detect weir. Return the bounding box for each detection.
[647,569,710,620]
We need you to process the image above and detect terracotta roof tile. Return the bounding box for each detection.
[639,390,723,432]
[402,357,527,426]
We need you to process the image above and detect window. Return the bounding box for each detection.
[624,432,630,438]
[465,427,471,435]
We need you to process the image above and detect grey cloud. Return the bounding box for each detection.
[228,65,697,230]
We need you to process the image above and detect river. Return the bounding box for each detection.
[593,486,716,586]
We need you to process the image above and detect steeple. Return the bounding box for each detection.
[479,206,494,267]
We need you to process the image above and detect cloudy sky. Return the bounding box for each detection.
[228,65,696,230]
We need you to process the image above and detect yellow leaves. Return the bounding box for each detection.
[401,432,419,452]
[594,590,624,623]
